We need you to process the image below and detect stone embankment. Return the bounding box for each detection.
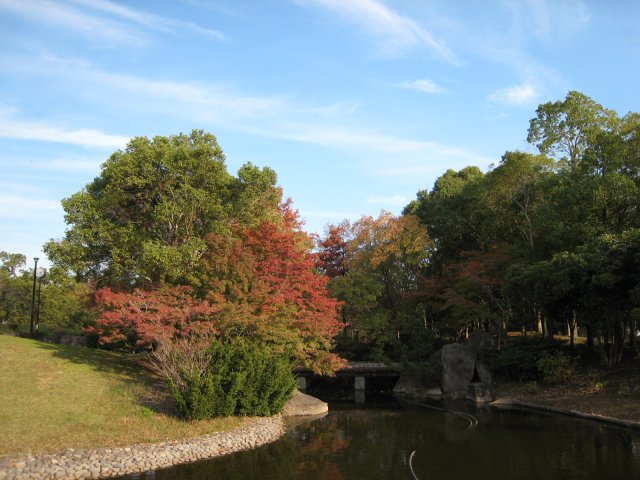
[0,415,285,480]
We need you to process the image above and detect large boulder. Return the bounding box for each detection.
[466,329,494,356]
[440,344,476,397]
[282,390,328,416]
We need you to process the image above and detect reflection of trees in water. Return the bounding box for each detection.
[146,408,640,480]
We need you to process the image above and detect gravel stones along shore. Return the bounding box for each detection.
[0,415,285,480]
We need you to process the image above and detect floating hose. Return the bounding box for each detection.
[409,402,479,479]
[409,450,420,480]
[418,402,478,430]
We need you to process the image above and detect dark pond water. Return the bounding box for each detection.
[122,399,640,480]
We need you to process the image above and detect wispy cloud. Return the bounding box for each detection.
[300,210,360,220]
[0,194,61,218]
[488,83,538,107]
[0,156,103,173]
[505,0,590,42]
[68,0,227,41]
[0,107,129,149]
[296,0,458,63]
[398,79,445,94]
[366,195,409,206]
[0,0,226,47]
[0,0,144,45]
[4,54,486,163]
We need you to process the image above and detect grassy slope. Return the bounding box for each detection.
[0,335,243,457]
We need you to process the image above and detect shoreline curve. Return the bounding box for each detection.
[0,415,285,480]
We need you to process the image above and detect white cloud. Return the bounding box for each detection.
[488,83,538,107]
[0,194,61,219]
[300,210,360,220]
[297,0,458,63]
[67,0,227,41]
[0,0,226,47]
[0,108,129,149]
[366,195,409,206]
[5,55,484,165]
[0,0,145,46]
[0,156,103,173]
[398,79,445,94]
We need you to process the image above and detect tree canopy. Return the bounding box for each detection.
[45,130,280,288]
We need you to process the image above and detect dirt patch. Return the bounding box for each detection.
[496,366,640,424]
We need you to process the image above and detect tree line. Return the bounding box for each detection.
[316,91,640,367]
[2,91,638,377]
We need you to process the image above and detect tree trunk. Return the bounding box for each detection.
[536,308,543,334]
[630,318,640,359]
[586,322,595,357]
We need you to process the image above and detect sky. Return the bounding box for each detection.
[1,0,639,267]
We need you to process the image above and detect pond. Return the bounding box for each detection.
[118,398,640,480]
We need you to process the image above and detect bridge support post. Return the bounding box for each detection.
[354,376,365,391]
[296,376,307,391]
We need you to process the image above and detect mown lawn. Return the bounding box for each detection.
[0,335,244,457]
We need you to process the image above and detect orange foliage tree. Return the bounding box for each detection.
[87,286,219,349]
[203,201,345,374]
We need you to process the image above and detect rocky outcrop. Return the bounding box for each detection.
[282,390,328,416]
[441,343,476,395]
[394,330,495,403]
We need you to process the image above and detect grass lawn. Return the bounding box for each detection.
[0,335,244,457]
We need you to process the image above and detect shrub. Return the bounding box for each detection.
[152,336,295,420]
[483,336,563,381]
[536,353,576,384]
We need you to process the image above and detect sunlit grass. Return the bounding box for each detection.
[0,335,244,457]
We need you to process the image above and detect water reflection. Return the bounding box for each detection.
[118,402,640,480]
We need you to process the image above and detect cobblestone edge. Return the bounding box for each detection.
[0,415,285,480]
[492,396,640,430]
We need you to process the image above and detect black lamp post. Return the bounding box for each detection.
[30,257,39,337]
[35,267,46,334]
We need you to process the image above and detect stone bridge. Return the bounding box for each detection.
[294,362,403,392]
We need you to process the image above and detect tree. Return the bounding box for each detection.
[527,91,618,171]
[315,222,350,279]
[88,285,219,349]
[45,130,280,288]
[485,151,554,255]
[404,167,486,267]
[200,202,345,374]
[0,252,29,325]
[324,212,433,360]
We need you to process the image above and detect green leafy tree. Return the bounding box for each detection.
[0,252,29,325]
[45,130,280,288]
[323,212,433,360]
[404,166,486,268]
[484,152,554,256]
[527,90,619,171]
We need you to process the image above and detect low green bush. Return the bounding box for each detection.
[483,336,563,381]
[153,336,295,420]
[536,352,576,384]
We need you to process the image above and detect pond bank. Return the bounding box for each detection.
[0,416,285,480]
[495,370,640,428]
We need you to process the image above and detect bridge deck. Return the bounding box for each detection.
[295,362,402,376]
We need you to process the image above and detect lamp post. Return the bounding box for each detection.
[35,267,46,334]
[30,257,39,337]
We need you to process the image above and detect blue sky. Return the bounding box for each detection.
[1,0,639,267]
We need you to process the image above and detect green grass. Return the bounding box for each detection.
[0,335,244,457]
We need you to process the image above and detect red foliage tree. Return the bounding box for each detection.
[87,286,219,349]
[315,222,350,278]
[204,201,346,374]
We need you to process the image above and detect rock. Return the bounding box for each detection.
[466,330,494,356]
[441,344,476,397]
[475,359,493,385]
[465,381,493,403]
[282,390,328,416]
